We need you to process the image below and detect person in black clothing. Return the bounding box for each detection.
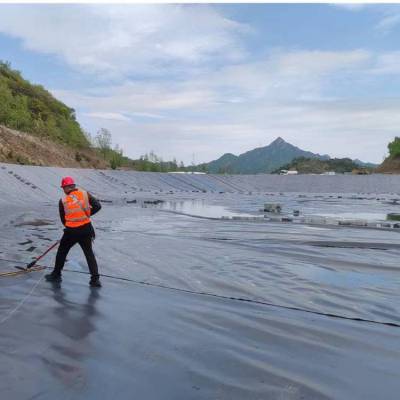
[45,177,102,287]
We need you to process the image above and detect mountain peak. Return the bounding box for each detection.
[270,137,287,146]
[206,136,331,174]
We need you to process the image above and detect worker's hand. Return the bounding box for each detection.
[90,224,96,239]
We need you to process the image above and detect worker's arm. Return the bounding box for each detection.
[59,199,66,226]
[88,193,102,216]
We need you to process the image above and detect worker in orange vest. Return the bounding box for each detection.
[45,176,102,287]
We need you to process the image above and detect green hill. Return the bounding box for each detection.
[0,61,89,148]
[272,157,372,174]
[376,137,400,173]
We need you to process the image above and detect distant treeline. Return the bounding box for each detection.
[121,150,201,172]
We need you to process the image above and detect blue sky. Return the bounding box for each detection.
[1,3,400,164]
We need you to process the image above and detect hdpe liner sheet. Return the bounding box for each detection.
[1,163,400,399]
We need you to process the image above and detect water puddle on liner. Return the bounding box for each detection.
[313,212,388,222]
[14,219,54,227]
[302,267,395,289]
[143,199,257,219]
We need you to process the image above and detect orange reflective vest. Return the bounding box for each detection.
[62,189,91,228]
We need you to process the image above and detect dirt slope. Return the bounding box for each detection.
[375,157,400,174]
[0,125,108,168]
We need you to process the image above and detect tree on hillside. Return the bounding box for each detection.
[83,130,94,146]
[95,128,112,159]
[110,144,124,170]
[388,137,400,158]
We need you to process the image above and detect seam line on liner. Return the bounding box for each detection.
[0,269,46,325]
[0,257,399,329]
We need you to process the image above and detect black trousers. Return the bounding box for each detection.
[54,228,99,278]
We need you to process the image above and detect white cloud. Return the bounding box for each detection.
[83,112,130,122]
[376,13,400,33]
[333,3,400,35]
[53,83,218,115]
[54,49,374,116]
[130,112,167,120]
[52,48,400,164]
[369,51,400,74]
[331,4,367,12]
[0,4,249,77]
[202,49,372,102]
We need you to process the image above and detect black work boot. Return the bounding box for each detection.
[45,271,62,282]
[89,276,102,287]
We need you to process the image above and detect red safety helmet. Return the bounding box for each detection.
[61,176,75,188]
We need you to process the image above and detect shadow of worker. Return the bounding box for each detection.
[41,283,102,389]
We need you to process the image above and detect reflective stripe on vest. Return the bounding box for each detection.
[62,189,91,228]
